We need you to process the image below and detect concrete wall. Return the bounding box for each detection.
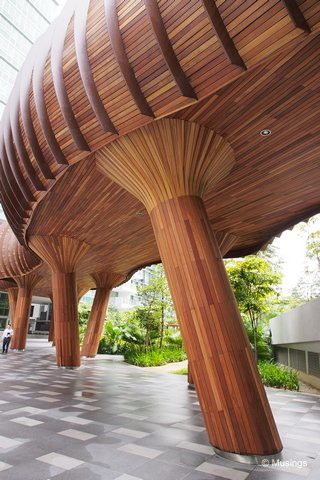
[270,297,320,345]
[270,299,320,389]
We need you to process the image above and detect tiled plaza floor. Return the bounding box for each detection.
[0,338,319,479]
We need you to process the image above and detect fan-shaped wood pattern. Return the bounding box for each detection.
[96,118,234,211]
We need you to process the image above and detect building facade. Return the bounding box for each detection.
[270,298,320,389]
[81,266,155,310]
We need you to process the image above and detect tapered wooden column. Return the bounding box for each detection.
[7,287,18,327]
[29,236,89,367]
[151,196,282,455]
[97,118,282,457]
[11,272,41,350]
[81,272,125,357]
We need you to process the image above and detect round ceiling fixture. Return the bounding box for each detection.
[260,129,271,136]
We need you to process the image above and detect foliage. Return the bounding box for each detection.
[124,345,187,367]
[258,244,283,274]
[163,330,183,348]
[78,302,91,327]
[136,265,175,347]
[263,295,305,320]
[78,302,92,345]
[258,361,299,391]
[306,230,320,268]
[134,306,160,347]
[171,362,300,391]
[226,256,281,362]
[292,216,320,301]
[172,368,188,375]
[98,319,143,354]
[244,322,271,361]
[106,304,124,325]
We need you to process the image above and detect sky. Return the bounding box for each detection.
[273,229,307,295]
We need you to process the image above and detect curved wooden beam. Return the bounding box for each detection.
[201,0,246,70]
[104,0,154,118]
[32,26,69,166]
[144,0,197,99]
[281,0,311,32]
[0,222,42,278]
[3,125,36,202]
[0,132,30,211]
[51,1,90,152]
[19,49,55,180]
[10,89,47,190]
[74,0,118,134]
[0,174,22,227]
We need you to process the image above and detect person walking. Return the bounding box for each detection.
[2,323,13,354]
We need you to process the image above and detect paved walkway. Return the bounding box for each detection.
[0,338,319,480]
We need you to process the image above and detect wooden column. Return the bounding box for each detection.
[151,196,282,455]
[11,272,41,350]
[7,287,18,327]
[29,236,89,367]
[187,233,237,390]
[96,118,282,457]
[81,271,125,357]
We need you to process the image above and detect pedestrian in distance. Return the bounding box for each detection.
[2,323,13,354]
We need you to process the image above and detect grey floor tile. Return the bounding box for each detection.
[130,459,191,480]
[0,338,319,480]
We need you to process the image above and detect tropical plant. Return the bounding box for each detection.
[137,265,175,347]
[226,256,281,362]
[258,361,299,390]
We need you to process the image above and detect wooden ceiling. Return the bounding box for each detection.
[0,0,320,279]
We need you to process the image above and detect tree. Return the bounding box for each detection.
[306,229,320,270]
[134,306,160,347]
[226,256,281,362]
[258,243,283,274]
[136,265,175,348]
[78,302,92,344]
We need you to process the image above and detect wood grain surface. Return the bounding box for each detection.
[0,0,318,244]
[150,195,282,455]
[29,236,90,366]
[81,271,126,357]
[10,271,42,350]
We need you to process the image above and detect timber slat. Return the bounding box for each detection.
[74,0,118,134]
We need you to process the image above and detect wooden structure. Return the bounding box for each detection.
[1,0,320,458]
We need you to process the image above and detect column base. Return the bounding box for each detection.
[213,447,283,465]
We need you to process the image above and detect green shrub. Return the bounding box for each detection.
[172,368,188,375]
[245,323,272,361]
[258,361,299,391]
[124,346,187,367]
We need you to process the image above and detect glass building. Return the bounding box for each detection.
[0,0,67,119]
